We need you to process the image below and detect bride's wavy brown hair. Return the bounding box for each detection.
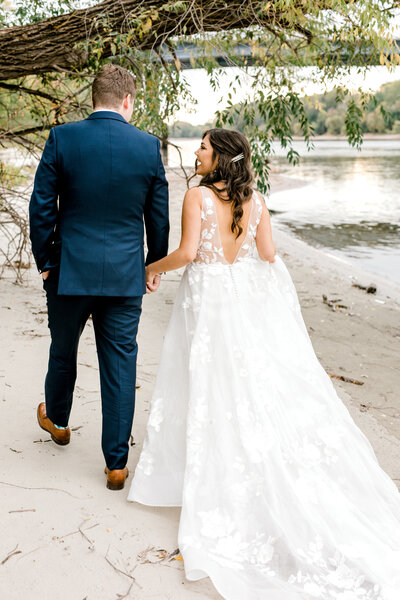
[198,128,254,239]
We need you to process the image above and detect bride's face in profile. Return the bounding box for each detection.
[195,135,217,176]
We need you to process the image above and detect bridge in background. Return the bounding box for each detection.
[160,40,400,69]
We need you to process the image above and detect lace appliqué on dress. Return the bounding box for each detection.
[193,186,263,266]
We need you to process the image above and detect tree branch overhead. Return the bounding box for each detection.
[0,0,316,80]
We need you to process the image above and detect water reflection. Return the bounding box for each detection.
[268,146,400,283]
[271,156,400,227]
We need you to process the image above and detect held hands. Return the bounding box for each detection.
[42,270,50,280]
[146,267,161,294]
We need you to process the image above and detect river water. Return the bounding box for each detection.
[169,138,400,285]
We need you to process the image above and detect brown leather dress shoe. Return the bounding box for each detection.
[37,402,71,446]
[104,466,129,491]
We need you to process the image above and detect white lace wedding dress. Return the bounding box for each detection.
[128,186,400,600]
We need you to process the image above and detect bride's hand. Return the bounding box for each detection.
[146,267,161,294]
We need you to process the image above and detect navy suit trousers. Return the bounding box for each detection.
[43,270,142,470]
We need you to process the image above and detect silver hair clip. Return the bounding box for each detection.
[231,153,244,163]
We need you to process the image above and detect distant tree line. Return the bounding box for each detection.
[170,80,400,138]
[169,121,213,138]
[298,80,400,135]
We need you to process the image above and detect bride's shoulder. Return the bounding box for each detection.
[184,186,203,207]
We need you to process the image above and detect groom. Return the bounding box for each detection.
[29,64,169,490]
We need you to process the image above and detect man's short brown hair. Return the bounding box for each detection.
[92,64,137,108]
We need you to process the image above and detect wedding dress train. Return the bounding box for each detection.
[128,186,400,600]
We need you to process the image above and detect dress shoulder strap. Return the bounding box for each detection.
[252,190,264,227]
[198,185,215,222]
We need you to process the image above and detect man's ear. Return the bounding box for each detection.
[123,94,131,109]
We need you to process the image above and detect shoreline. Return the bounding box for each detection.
[273,224,400,305]
[169,133,400,142]
[0,170,399,599]
[293,133,400,141]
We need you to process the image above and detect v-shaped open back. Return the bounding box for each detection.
[194,185,263,266]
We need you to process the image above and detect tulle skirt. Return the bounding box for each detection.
[128,256,400,600]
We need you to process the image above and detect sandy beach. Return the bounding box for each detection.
[1,170,399,599]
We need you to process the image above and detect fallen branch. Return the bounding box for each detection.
[352,282,377,294]
[369,406,400,417]
[9,509,36,513]
[1,545,22,565]
[137,546,181,564]
[58,522,99,541]
[105,547,137,580]
[78,520,96,549]
[17,545,47,561]
[116,581,135,600]
[322,294,348,311]
[0,480,87,499]
[104,545,141,597]
[328,373,364,385]
[167,548,181,561]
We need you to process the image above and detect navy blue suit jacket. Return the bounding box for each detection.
[29,111,169,296]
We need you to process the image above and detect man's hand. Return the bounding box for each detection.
[146,268,161,294]
[42,270,50,280]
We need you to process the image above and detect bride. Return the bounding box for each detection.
[128,128,400,600]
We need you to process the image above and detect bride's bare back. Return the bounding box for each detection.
[212,190,253,264]
[193,184,275,266]
[145,181,275,282]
